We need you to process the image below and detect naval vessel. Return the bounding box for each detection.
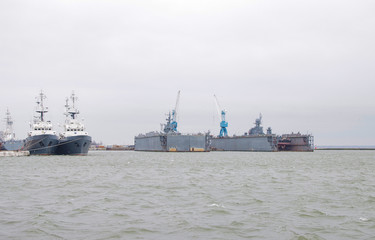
[135,91,210,152]
[56,92,92,155]
[23,91,59,155]
[0,109,24,151]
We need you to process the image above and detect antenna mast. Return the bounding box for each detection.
[36,90,48,122]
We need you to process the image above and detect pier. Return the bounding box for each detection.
[0,151,30,157]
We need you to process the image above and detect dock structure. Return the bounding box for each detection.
[135,133,210,152]
[211,114,314,152]
[211,114,278,152]
[0,151,30,157]
[277,133,314,152]
[135,91,211,152]
[211,135,277,152]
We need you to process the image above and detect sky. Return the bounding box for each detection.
[1,0,374,146]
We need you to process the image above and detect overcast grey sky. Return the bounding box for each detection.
[1,0,374,146]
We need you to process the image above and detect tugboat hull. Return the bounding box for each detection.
[56,135,92,155]
[23,134,59,155]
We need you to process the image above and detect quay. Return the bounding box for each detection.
[0,151,30,157]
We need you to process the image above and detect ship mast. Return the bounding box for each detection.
[5,108,13,132]
[255,113,262,127]
[66,91,79,120]
[4,108,15,140]
[36,91,48,122]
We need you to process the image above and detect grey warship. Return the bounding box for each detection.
[23,91,59,155]
[0,109,24,151]
[135,91,210,152]
[56,92,91,155]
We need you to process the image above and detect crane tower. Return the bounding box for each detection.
[214,95,228,137]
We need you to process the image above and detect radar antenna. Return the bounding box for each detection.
[36,90,48,122]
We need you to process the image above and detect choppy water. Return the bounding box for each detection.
[1,150,375,240]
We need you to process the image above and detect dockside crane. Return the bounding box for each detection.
[171,90,180,132]
[214,94,228,137]
[162,91,181,134]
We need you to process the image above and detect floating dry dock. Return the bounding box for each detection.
[211,114,314,152]
[211,135,277,152]
[277,133,314,151]
[211,114,277,151]
[135,132,210,152]
[135,113,210,152]
[135,91,210,152]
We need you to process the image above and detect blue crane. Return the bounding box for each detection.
[171,90,180,132]
[163,90,180,134]
[214,95,228,137]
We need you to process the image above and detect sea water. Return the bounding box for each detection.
[1,150,374,239]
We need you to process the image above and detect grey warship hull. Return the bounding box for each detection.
[211,135,277,152]
[56,135,92,155]
[135,134,210,152]
[23,134,59,155]
[1,139,25,151]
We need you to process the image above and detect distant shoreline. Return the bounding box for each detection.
[316,148,375,150]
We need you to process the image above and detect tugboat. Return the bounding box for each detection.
[56,92,91,155]
[23,91,59,155]
[0,109,24,151]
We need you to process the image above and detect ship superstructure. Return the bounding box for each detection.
[135,91,210,152]
[56,92,91,155]
[23,91,59,155]
[0,109,24,151]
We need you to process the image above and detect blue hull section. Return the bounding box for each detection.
[23,134,59,155]
[1,140,25,151]
[56,135,92,155]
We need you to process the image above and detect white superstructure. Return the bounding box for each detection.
[60,92,89,138]
[28,91,57,137]
[3,109,16,141]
